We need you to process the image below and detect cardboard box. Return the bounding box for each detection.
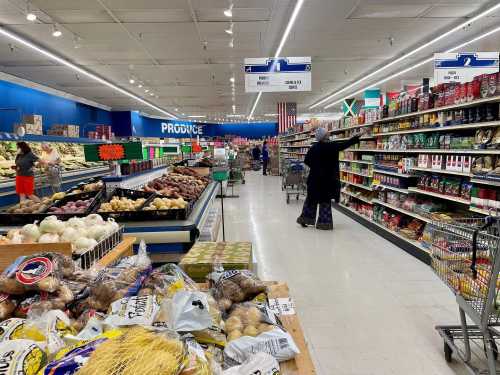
[48,124,80,138]
[13,123,43,135]
[180,242,253,282]
[22,114,42,126]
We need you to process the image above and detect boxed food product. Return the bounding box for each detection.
[13,123,43,135]
[22,114,42,126]
[180,242,253,282]
[47,125,80,138]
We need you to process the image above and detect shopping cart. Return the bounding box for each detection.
[281,159,307,204]
[429,216,500,374]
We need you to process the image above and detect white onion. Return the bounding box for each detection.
[20,223,40,241]
[61,227,79,243]
[39,217,65,234]
[38,233,60,243]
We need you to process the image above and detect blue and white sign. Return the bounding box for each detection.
[434,52,499,84]
[161,122,204,136]
[244,57,311,92]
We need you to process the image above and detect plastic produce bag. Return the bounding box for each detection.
[140,263,198,298]
[224,328,299,364]
[208,269,267,312]
[222,352,280,375]
[0,293,16,320]
[224,303,277,342]
[0,253,76,295]
[0,339,47,375]
[85,240,152,311]
[166,291,212,332]
[104,295,161,327]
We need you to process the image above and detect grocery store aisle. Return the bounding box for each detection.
[222,172,469,375]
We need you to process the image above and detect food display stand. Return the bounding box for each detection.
[122,181,219,262]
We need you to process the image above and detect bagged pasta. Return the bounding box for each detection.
[0,339,47,375]
[208,269,267,312]
[104,295,161,327]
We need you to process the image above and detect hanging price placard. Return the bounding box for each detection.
[84,142,143,162]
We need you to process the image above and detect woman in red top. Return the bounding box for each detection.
[14,142,42,202]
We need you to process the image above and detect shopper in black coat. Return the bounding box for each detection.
[297,127,362,230]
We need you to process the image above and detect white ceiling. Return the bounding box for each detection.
[0,0,498,121]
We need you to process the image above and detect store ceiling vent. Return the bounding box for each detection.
[347,3,431,19]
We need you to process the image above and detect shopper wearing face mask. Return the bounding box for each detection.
[296,127,364,230]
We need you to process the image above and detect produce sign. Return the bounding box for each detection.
[84,142,143,162]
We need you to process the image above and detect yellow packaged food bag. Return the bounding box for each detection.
[0,339,46,375]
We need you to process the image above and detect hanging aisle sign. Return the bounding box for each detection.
[244,57,311,92]
[434,52,499,84]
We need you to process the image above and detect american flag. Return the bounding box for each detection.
[278,102,297,133]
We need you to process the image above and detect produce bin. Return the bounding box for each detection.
[180,241,253,282]
[96,188,154,221]
[45,190,103,218]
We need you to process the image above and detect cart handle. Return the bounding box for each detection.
[471,216,497,279]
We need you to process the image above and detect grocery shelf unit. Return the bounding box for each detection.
[336,93,500,265]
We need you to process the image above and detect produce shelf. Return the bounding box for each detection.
[373,120,500,136]
[340,180,373,191]
[347,148,500,154]
[373,169,414,177]
[407,187,471,205]
[341,190,373,204]
[373,94,500,123]
[372,184,409,194]
[372,199,431,223]
[340,169,372,178]
[410,167,471,177]
[470,178,500,187]
[339,159,373,165]
[329,122,373,133]
[335,203,430,264]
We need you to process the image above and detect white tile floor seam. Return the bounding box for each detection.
[221,172,470,374]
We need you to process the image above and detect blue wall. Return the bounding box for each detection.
[0,80,111,136]
[0,79,277,139]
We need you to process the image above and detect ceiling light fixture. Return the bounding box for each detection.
[149,92,154,96]
[264,113,278,116]
[311,2,500,109]
[129,78,135,84]
[224,4,233,18]
[229,77,235,83]
[225,23,233,35]
[138,83,143,88]
[0,26,177,119]
[26,2,36,21]
[188,115,206,118]
[323,24,500,109]
[52,25,62,37]
[248,0,305,119]
[145,89,150,93]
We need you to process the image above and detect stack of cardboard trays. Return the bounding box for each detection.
[47,124,80,138]
[14,114,43,135]
[180,241,253,282]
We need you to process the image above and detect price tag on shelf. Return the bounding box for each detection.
[268,297,296,316]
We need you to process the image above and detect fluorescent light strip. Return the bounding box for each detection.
[311,3,500,109]
[248,0,305,119]
[0,26,178,119]
[324,25,500,109]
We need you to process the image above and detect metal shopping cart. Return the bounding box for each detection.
[281,159,307,204]
[429,216,500,374]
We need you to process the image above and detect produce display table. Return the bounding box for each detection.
[122,181,219,262]
[267,283,316,375]
[97,236,135,267]
[102,166,169,192]
[199,281,317,374]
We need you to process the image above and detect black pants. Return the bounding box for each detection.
[262,159,268,175]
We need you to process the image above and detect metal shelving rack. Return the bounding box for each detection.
[335,93,500,264]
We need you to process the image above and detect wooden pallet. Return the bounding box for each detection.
[268,283,316,374]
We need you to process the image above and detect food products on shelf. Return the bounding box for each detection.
[143,167,209,200]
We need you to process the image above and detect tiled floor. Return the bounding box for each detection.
[222,172,471,374]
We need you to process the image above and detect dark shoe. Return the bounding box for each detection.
[316,223,333,230]
[297,216,314,228]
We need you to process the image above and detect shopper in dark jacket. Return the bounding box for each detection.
[252,145,261,161]
[297,127,362,230]
[262,141,269,175]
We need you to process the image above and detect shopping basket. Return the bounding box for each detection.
[429,216,500,374]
